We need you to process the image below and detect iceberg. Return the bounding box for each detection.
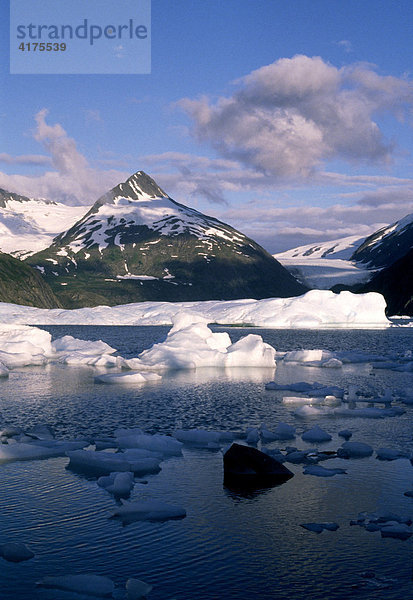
[0,289,390,328]
[125,312,276,370]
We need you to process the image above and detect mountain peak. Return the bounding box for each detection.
[121,170,168,199]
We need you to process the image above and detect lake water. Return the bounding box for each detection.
[1,325,413,599]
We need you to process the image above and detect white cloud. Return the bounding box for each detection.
[179,55,413,178]
[0,153,51,166]
[0,110,127,205]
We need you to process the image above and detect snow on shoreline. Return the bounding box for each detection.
[0,290,390,328]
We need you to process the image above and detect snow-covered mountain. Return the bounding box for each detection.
[273,235,373,289]
[0,189,87,258]
[351,213,413,269]
[27,171,307,308]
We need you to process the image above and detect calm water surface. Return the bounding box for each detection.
[1,325,413,600]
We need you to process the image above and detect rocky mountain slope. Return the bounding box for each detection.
[351,213,413,269]
[26,171,307,308]
[0,251,61,308]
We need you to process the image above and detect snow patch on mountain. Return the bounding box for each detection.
[0,192,87,258]
[55,172,248,259]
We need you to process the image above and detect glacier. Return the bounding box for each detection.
[0,289,390,328]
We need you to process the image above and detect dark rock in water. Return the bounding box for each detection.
[223,443,294,488]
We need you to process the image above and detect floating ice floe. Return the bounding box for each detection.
[97,471,134,497]
[0,439,88,463]
[303,465,347,477]
[301,426,332,443]
[338,429,352,440]
[95,372,162,384]
[173,428,228,449]
[337,442,373,458]
[52,335,119,366]
[0,290,390,328]
[375,448,409,461]
[0,542,34,563]
[110,499,186,523]
[37,574,115,597]
[66,449,161,476]
[116,429,183,456]
[351,511,412,540]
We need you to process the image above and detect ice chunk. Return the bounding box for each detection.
[0,440,87,463]
[117,432,183,456]
[380,523,412,540]
[338,442,373,458]
[338,429,352,440]
[284,349,323,363]
[37,574,115,597]
[322,358,343,368]
[301,426,332,443]
[376,448,409,461]
[0,542,34,562]
[246,428,260,445]
[52,335,115,356]
[26,424,55,440]
[282,396,325,405]
[303,465,347,477]
[97,472,134,497]
[259,424,279,442]
[173,428,221,448]
[126,577,153,599]
[110,499,186,523]
[66,449,161,476]
[95,372,162,384]
[126,312,276,370]
[273,422,296,440]
[0,324,53,368]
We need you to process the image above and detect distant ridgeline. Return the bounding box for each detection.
[18,171,308,308]
[2,171,412,313]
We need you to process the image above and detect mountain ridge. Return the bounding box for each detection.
[26,171,307,308]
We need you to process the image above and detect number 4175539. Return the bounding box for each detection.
[18,42,67,51]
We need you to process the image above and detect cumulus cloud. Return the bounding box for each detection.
[179,55,413,178]
[0,110,127,204]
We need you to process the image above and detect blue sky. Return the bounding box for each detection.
[1,0,413,253]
